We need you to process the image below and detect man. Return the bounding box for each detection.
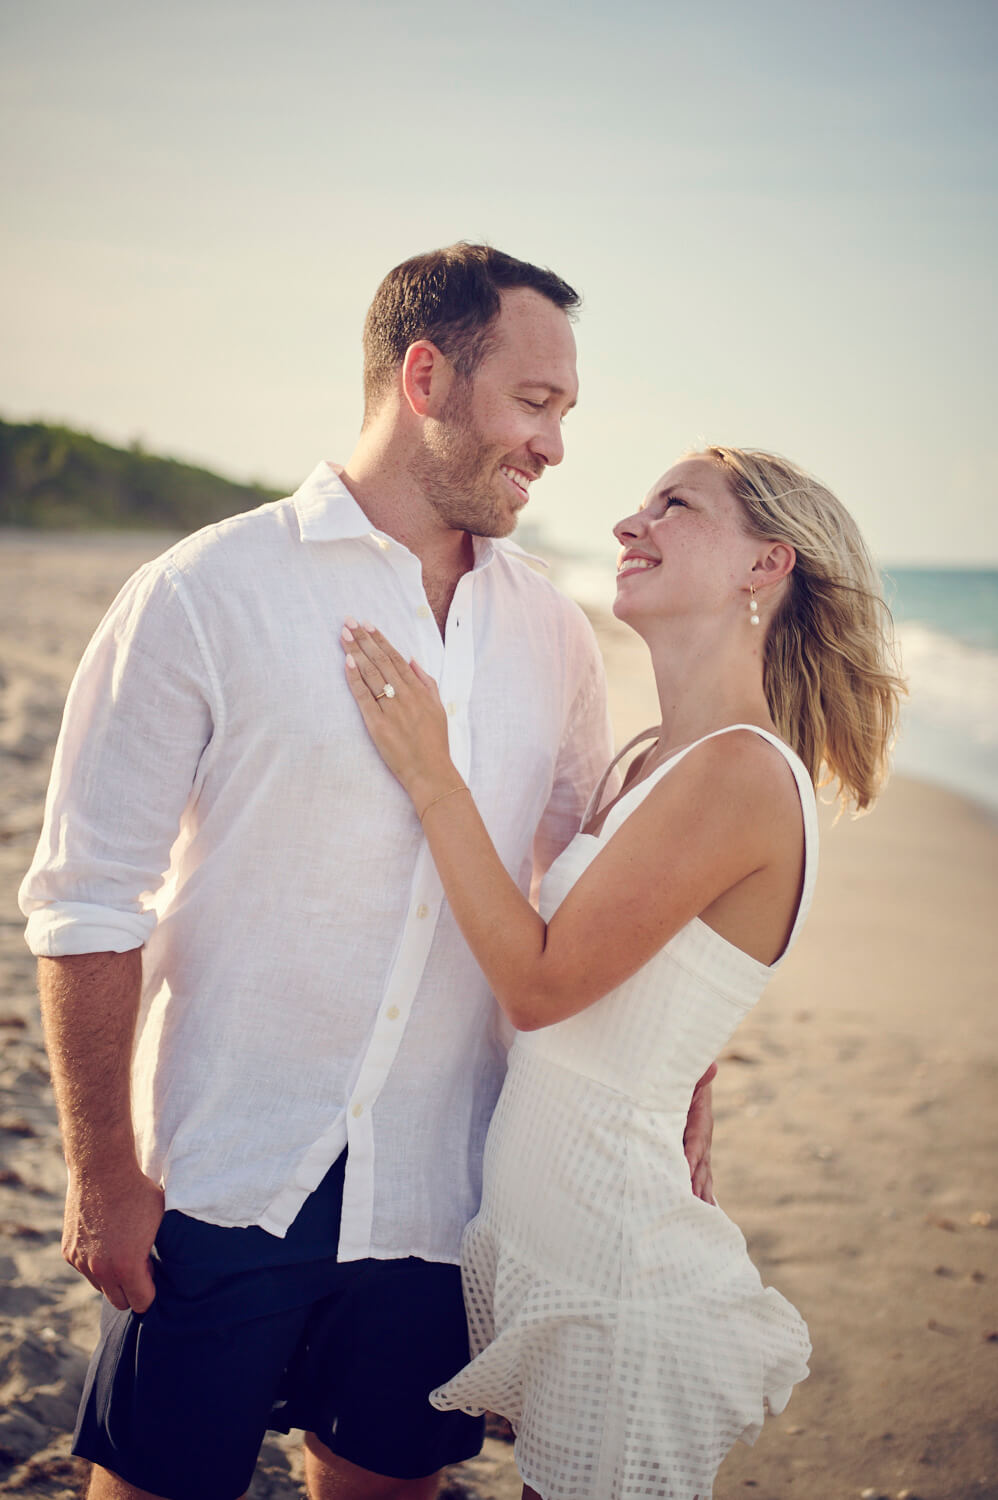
[21,244,713,1500]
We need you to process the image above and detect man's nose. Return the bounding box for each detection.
[530,415,565,469]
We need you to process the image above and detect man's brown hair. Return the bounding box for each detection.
[361,242,580,420]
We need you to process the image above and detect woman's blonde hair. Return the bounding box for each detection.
[702,446,906,812]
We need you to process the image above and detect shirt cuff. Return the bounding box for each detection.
[23,902,155,956]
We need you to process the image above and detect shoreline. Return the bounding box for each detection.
[1,536,996,1499]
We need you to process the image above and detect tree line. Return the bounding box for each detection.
[0,418,282,530]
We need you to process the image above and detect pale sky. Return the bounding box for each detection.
[2,0,995,567]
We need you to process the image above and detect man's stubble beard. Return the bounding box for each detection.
[409,379,517,540]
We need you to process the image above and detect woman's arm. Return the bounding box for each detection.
[343,623,791,1031]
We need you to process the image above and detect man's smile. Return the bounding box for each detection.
[500,464,536,503]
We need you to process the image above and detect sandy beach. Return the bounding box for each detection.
[0,532,995,1500]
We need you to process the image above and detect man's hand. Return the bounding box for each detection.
[63,1165,164,1312]
[684,1061,717,1204]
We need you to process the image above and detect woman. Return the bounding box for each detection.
[341,447,904,1500]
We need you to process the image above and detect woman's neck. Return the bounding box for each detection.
[641,618,776,760]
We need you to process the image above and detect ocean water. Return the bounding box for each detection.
[884,568,998,814]
[541,545,998,815]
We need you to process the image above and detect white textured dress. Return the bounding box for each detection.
[430,726,816,1500]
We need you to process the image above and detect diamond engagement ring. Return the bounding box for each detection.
[374,683,396,701]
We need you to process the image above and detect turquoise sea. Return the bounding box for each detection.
[884,568,998,814]
[541,544,998,816]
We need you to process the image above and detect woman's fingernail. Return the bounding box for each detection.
[344,615,359,629]
[341,626,354,643]
[345,654,356,669]
[363,621,375,633]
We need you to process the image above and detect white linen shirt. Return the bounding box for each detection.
[20,462,613,1262]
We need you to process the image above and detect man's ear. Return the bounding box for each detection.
[401,340,454,418]
[754,541,796,585]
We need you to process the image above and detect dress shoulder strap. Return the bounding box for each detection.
[581,725,660,828]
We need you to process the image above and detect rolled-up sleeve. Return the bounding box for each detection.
[19,559,217,956]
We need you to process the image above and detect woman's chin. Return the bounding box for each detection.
[612,590,638,624]
[611,593,656,641]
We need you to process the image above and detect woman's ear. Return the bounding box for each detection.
[401,340,454,418]
[754,541,796,586]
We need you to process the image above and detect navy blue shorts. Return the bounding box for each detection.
[73,1154,483,1500]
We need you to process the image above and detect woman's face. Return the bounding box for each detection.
[612,457,756,627]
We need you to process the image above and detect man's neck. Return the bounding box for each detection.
[341,434,474,635]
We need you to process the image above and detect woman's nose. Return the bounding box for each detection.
[613,511,645,544]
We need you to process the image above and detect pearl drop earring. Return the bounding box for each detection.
[749,585,760,627]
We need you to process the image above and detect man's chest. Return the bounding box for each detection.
[195,565,571,816]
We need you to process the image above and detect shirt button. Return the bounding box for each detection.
[416,605,430,619]
[386,1005,400,1020]
[352,1102,363,1118]
[446,702,456,716]
[415,903,429,919]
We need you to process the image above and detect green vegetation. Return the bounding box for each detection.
[0,418,283,531]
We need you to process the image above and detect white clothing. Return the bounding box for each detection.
[19,461,612,1257]
[431,726,816,1499]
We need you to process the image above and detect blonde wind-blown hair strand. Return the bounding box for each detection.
[703,446,906,812]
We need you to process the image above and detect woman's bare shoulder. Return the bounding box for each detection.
[639,728,804,836]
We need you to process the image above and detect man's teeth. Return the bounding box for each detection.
[618,557,658,573]
[501,466,531,491]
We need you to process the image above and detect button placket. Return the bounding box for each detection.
[439,572,475,779]
[394,551,444,677]
[341,837,445,1241]
[340,547,470,1259]
[364,540,444,682]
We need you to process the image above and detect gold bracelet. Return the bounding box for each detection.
[419,785,469,823]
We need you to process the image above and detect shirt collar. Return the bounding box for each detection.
[292,462,380,543]
[291,461,548,569]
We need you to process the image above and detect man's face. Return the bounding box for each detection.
[414,288,579,537]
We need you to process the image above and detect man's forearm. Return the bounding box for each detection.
[39,949,164,1311]
[38,949,143,1174]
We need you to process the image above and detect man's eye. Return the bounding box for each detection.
[520,398,545,411]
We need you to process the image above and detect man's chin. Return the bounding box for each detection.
[465,509,519,541]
